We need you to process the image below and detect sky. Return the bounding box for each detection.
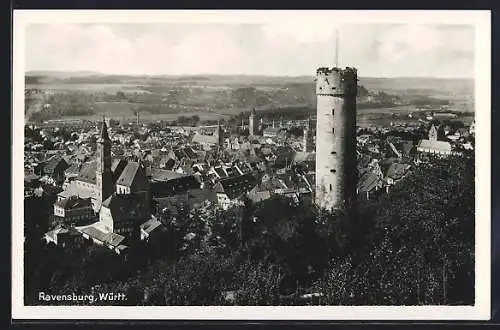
[24,22,475,78]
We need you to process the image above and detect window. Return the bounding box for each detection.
[329,184,332,191]
[332,109,335,116]
[332,128,335,135]
[330,169,336,173]
[331,151,337,155]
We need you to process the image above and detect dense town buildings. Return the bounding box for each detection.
[24,78,475,256]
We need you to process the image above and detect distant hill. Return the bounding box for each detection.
[25,71,474,120]
[26,70,105,78]
[25,71,473,89]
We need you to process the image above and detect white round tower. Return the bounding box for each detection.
[315,67,358,211]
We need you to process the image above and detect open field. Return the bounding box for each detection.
[25,83,152,94]
[25,72,475,124]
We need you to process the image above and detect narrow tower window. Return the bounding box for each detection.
[329,184,332,191]
[330,169,336,173]
[332,109,335,116]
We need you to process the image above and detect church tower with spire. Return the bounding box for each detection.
[249,108,256,136]
[215,121,224,147]
[303,117,314,152]
[96,117,113,206]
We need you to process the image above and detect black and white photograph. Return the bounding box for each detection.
[12,10,491,320]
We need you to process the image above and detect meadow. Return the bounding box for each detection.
[24,72,475,124]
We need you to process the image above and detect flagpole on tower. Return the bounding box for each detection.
[335,28,339,68]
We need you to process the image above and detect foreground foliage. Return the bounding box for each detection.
[24,155,474,305]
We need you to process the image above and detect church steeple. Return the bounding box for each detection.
[249,108,256,136]
[303,116,313,152]
[429,124,438,141]
[216,120,224,147]
[96,116,113,205]
[99,116,110,142]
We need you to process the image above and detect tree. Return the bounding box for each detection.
[234,261,282,305]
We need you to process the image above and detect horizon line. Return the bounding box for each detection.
[25,70,474,80]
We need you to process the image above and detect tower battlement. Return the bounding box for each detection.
[315,67,358,96]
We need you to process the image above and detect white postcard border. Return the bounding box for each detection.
[12,9,491,320]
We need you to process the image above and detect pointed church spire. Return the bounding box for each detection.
[96,115,113,206]
[99,116,110,142]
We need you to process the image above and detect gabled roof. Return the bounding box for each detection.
[153,196,187,216]
[224,166,239,177]
[77,161,97,184]
[259,177,287,191]
[77,158,127,184]
[58,181,97,200]
[78,225,125,248]
[154,188,216,212]
[213,166,228,178]
[385,163,410,180]
[65,163,81,176]
[263,127,281,135]
[247,190,271,203]
[111,159,128,181]
[102,193,150,221]
[418,139,452,153]
[358,172,383,192]
[401,141,414,155]
[163,158,177,170]
[173,148,187,160]
[191,132,219,146]
[215,173,258,200]
[24,173,40,182]
[54,196,93,210]
[140,218,163,235]
[304,173,315,187]
[45,226,81,240]
[115,161,147,189]
[150,175,200,197]
[183,147,198,159]
[276,173,303,190]
[43,156,68,174]
[185,188,217,208]
[149,168,185,182]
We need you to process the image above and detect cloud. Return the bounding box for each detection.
[261,19,339,44]
[24,22,474,78]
